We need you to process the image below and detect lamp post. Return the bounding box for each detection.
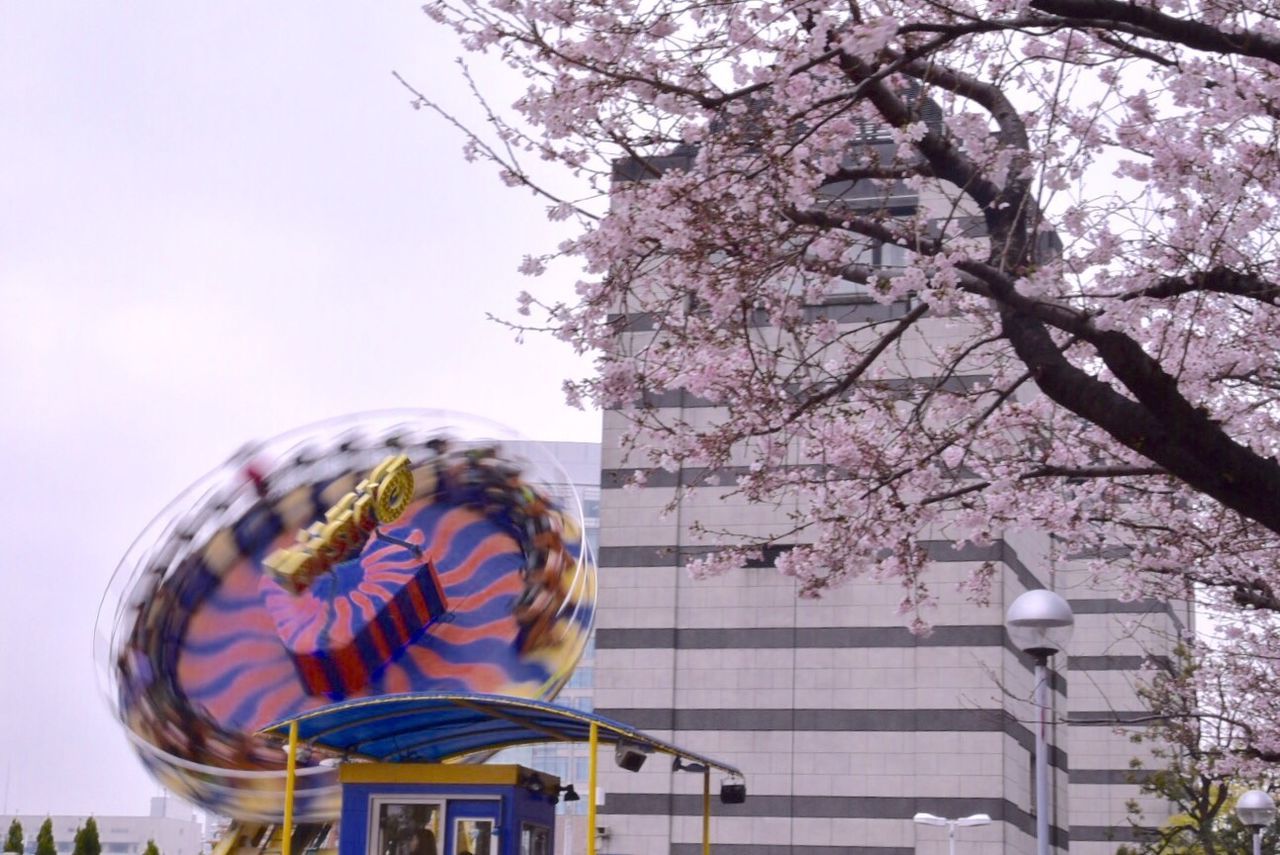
[912,813,991,855]
[1006,590,1074,855]
[1237,789,1276,855]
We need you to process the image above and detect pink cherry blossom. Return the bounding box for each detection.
[414,0,1280,766]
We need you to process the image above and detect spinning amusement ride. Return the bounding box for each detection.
[95,413,597,823]
[96,412,742,855]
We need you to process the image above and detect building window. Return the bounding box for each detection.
[876,241,910,269]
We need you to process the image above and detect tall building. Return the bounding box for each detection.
[588,148,1190,854]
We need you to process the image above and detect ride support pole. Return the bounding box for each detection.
[283,720,298,855]
[702,768,710,855]
[587,722,599,855]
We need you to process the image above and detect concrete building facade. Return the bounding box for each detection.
[585,148,1190,855]
[587,523,1186,855]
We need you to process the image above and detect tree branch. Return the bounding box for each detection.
[1029,0,1280,64]
[1122,266,1280,306]
[763,301,931,433]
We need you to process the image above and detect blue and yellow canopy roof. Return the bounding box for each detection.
[259,691,742,777]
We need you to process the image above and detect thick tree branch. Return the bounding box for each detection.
[1122,266,1280,305]
[997,303,1280,534]
[831,51,1008,211]
[1029,0,1280,64]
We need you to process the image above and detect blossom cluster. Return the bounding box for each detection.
[421,0,1280,765]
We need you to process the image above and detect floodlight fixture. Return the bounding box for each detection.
[720,781,747,804]
[615,742,648,772]
[519,770,550,796]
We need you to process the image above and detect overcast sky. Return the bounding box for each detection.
[0,4,599,817]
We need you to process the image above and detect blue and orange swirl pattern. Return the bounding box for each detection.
[261,531,451,699]
[103,423,595,823]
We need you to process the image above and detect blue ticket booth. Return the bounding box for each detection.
[262,693,746,855]
[338,763,559,855]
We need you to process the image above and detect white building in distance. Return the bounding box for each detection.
[3,798,203,855]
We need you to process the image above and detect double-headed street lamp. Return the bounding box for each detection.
[1006,589,1074,855]
[1237,789,1276,855]
[912,813,991,855]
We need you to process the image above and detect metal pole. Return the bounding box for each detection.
[1255,829,1262,855]
[702,769,711,855]
[283,720,298,855]
[947,822,956,855]
[587,722,599,855]
[1034,658,1050,855]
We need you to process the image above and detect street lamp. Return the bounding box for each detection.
[1237,789,1276,855]
[1006,589,1074,855]
[912,813,991,855]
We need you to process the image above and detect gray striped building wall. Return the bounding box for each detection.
[587,145,1189,853]
[588,304,1190,855]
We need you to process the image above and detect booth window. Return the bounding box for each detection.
[454,819,494,855]
[519,824,550,855]
[372,799,442,855]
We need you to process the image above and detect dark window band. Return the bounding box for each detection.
[595,538,1045,594]
[1071,768,1156,785]
[595,624,1069,695]
[596,707,1068,770]
[602,793,1069,845]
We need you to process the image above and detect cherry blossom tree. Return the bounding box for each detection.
[1116,645,1280,852]
[414,0,1280,758]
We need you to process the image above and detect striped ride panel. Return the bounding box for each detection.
[262,530,452,699]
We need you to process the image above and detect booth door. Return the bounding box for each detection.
[445,800,501,855]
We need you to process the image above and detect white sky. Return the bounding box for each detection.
[0,4,599,816]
